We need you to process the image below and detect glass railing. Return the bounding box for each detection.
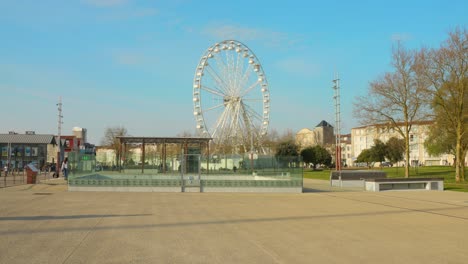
[67,152,303,190]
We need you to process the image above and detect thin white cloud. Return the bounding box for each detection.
[202,24,302,48]
[274,57,320,77]
[83,0,128,7]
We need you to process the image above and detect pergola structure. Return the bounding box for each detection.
[117,137,212,174]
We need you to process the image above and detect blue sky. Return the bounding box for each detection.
[1,0,467,144]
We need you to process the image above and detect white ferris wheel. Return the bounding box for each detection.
[193,40,270,153]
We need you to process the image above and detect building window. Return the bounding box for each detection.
[410,135,414,142]
[32,147,38,156]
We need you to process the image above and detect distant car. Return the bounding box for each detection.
[381,162,393,167]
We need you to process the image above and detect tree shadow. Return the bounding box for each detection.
[302,187,332,193]
[1,204,467,236]
[0,214,152,221]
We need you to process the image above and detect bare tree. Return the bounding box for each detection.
[101,126,128,166]
[263,128,280,153]
[418,28,468,182]
[354,43,430,177]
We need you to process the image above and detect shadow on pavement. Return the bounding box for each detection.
[0,214,152,221]
[2,205,467,236]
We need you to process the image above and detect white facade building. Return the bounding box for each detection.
[351,121,454,166]
[339,134,353,167]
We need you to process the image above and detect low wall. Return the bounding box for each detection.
[330,170,386,187]
[330,180,366,188]
[365,178,444,192]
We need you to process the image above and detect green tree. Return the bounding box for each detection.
[300,145,332,169]
[356,149,374,168]
[424,123,456,157]
[300,147,315,167]
[371,139,388,166]
[312,145,332,168]
[386,137,405,164]
[275,140,299,157]
[418,28,467,182]
[275,140,299,168]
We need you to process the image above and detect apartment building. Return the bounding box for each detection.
[351,121,454,166]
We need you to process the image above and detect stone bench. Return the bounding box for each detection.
[330,170,386,187]
[365,177,444,192]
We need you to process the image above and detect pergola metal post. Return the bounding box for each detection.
[141,139,145,174]
[118,139,122,172]
[162,142,166,173]
[207,141,210,175]
[184,141,188,175]
[122,142,126,172]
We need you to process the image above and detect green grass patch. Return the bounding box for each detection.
[444,184,468,192]
[304,166,468,192]
[303,169,332,180]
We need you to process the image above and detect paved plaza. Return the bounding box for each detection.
[1,178,467,263]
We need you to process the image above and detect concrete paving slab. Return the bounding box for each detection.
[0,178,467,263]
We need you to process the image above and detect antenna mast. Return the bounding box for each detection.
[57,97,63,176]
[332,74,342,175]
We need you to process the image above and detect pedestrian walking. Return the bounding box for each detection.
[61,158,68,180]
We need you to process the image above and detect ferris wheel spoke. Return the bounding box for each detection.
[218,106,235,142]
[232,103,243,138]
[226,51,233,90]
[211,106,229,140]
[200,85,225,97]
[203,103,224,113]
[205,66,230,94]
[213,55,230,90]
[240,80,261,97]
[242,98,263,102]
[239,64,253,89]
[239,104,255,148]
[227,51,237,95]
[243,103,264,122]
[213,103,235,141]
[234,50,243,94]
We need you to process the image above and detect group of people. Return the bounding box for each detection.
[42,158,69,179]
[1,157,69,180]
[46,158,69,180]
